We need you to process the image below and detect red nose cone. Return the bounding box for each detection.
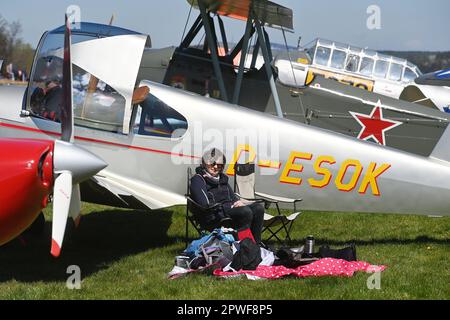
[0,139,54,246]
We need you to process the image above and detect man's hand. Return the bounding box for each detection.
[232,200,246,208]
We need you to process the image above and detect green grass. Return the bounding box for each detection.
[0,203,449,300]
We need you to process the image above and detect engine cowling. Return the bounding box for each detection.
[0,138,54,245]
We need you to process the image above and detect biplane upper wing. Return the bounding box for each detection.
[187,0,294,30]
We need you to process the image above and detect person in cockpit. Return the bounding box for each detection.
[30,56,63,121]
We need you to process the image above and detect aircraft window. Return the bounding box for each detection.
[133,94,188,138]
[28,33,126,133]
[345,54,360,73]
[330,50,346,69]
[388,63,403,82]
[359,57,374,76]
[374,60,389,79]
[72,66,126,132]
[403,67,417,82]
[314,46,331,66]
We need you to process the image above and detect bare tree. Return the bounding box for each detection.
[0,15,34,78]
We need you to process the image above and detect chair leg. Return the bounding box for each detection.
[262,219,277,242]
[281,221,292,242]
[185,207,189,248]
[272,225,288,243]
[264,222,293,245]
[264,226,282,243]
[285,212,302,243]
[263,218,286,245]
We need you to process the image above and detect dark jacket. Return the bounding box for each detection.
[190,166,238,212]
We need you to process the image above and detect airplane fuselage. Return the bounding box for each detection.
[1,81,450,216]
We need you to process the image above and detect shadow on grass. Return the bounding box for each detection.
[0,208,175,283]
[282,236,450,248]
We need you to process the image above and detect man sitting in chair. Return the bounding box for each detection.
[190,148,265,244]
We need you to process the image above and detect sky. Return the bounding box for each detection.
[0,0,449,52]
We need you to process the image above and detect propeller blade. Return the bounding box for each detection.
[51,171,73,257]
[61,14,74,143]
[70,184,81,228]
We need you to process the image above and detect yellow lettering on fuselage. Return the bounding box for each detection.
[308,156,336,188]
[227,147,391,196]
[226,144,256,175]
[335,159,363,192]
[358,162,391,196]
[280,152,313,185]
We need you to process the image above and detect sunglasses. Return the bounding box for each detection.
[207,162,224,168]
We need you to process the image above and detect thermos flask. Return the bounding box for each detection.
[304,235,315,257]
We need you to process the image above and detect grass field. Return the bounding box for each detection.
[0,202,449,300]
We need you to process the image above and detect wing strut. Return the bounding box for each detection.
[254,11,283,118]
[198,0,229,102]
[181,0,286,116]
[232,11,253,105]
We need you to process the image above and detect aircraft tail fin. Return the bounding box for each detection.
[430,124,450,163]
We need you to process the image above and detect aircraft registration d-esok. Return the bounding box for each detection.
[139,0,450,158]
[0,13,449,257]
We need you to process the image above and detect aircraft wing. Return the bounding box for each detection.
[415,68,450,87]
[187,0,294,30]
[90,171,186,210]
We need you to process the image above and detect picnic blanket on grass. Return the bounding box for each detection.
[168,258,385,280]
[212,258,385,280]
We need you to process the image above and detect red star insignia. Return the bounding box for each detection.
[350,102,402,146]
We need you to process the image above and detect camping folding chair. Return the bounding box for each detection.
[233,163,302,244]
[185,167,232,246]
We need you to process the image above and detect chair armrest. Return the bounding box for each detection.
[235,193,265,204]
[186,196,223,212]
[255,191,302,204]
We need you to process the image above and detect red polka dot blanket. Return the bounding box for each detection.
[213,258,385,280]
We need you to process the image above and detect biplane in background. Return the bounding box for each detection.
[138,0,450,157]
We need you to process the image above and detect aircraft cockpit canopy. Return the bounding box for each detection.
[27,23,149,134]
[304,38,422,83]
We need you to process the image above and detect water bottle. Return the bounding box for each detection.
[304,235,315,258]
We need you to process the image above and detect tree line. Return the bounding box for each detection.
[0,15,34,79]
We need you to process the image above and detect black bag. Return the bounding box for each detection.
[319,244,357,261]
[230,238,262,271]
[274,248,316,268]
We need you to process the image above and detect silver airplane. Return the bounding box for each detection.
[1,18,450,255]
